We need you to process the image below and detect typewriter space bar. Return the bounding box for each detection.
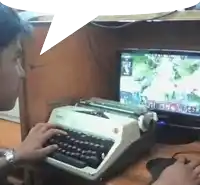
[51,153,87,168]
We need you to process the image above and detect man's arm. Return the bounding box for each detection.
[0,123,66,183]
[0,123,66,185]
[0,157,14,183]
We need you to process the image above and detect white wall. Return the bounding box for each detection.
[0,98,20,123]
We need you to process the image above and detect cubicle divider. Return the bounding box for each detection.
[20,22,121,130]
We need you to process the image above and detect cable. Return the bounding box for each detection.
[88,10,177,79]
[90,10,177,29]
[90,1,200,29]
[87,10,177,93]
[87,11,176,94]
[87,10,178,96]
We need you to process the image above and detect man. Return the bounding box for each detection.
[1,3,200,185]
[0,3,66,182]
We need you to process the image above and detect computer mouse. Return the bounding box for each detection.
[146,158,177,182]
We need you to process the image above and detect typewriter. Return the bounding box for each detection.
[46,98,158,180]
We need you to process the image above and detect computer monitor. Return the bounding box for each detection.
[119,49,200,117]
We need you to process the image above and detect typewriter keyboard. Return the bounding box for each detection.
[47,128,114,169]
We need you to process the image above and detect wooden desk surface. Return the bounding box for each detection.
[107,142,200,185]
[0,120,21,148]
[5,120,200,185]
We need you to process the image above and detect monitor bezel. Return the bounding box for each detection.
[117,48,200,118]
[118,48,200,57]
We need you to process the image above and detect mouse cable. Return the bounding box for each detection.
[90,10,177,29]
[172,151,200,159]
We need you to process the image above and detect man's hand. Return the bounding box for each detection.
[14,123,66,163]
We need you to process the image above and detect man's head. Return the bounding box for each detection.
[0,3,30,111]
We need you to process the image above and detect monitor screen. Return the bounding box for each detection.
[119,49,200,116]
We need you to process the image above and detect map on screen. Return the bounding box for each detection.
[120,50,200,116]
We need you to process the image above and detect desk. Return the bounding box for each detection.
[33,142,200,185]
[0,120,21,148]
[107,142,200,185]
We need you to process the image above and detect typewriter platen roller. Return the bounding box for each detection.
[77,97,158,132]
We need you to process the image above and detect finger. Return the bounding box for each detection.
[40,123,66,133]
[43,129,67,141]
[33,123,46,131]
[40,123,55,133]
[188,160,200,169]
[27,124,44,134]
[194,165,200,176]
[36,145,58,158]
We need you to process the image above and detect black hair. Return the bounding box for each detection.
[0,3,31,48]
